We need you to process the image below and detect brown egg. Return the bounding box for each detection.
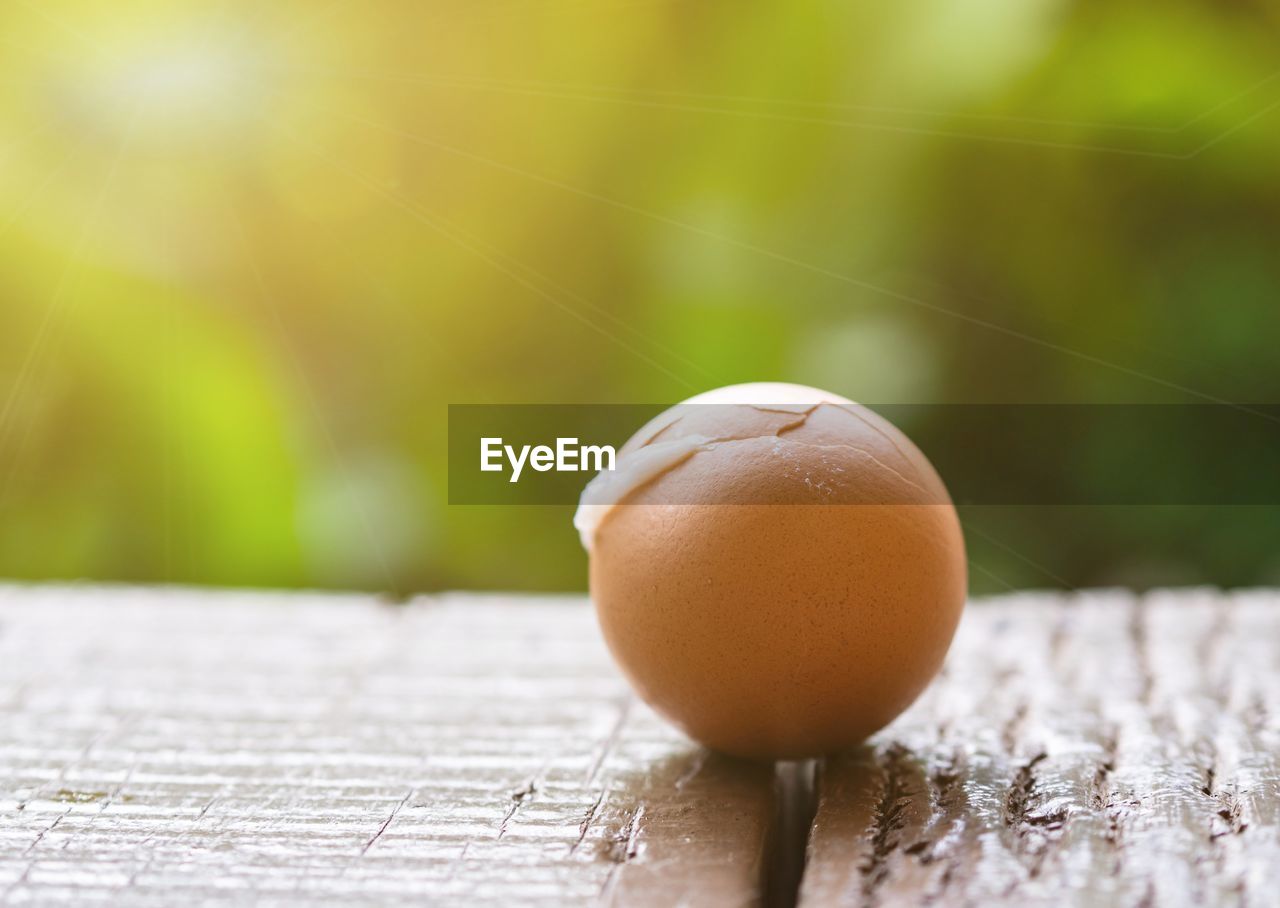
[575,383,966,760]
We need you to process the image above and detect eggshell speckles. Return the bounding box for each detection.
[581,383,966,760]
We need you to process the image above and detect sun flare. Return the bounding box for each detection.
[42,21,278,146]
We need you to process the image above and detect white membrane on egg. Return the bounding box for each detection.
[679,382,854,410]
[573,382,855,551]
[574,434,710,550]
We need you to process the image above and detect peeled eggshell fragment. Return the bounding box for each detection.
[576,382,967,760]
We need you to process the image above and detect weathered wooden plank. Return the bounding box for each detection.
[799,589,1280,907]
[3,585,1278,906]
[0,586,775,906]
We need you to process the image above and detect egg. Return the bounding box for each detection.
[575,382,966,760]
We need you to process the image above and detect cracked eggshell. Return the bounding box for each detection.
[581,383,966,761]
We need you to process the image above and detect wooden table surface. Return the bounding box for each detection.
[1,585,1277,906]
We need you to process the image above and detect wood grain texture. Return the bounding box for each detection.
[2,586,1278,907]
[0,586,774,906]
[800,588,1280,907]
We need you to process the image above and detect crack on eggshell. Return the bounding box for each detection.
[640,415,684,447]
[772,406,823,439]
[635,406,816,451]
[717,409,814,442]
[745,403,822,415]
[576,405,820,551]
[575,433,715,550]
[632,412,691,450]
[824,402,917,465]
[575,403,931,551]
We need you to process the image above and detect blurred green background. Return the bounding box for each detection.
[2,0,1278,595]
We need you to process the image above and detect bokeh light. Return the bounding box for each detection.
[2,0,1278,593]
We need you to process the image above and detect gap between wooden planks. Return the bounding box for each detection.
[0,585,1277,906]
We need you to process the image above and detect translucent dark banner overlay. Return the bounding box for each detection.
[447,404,1280,505]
